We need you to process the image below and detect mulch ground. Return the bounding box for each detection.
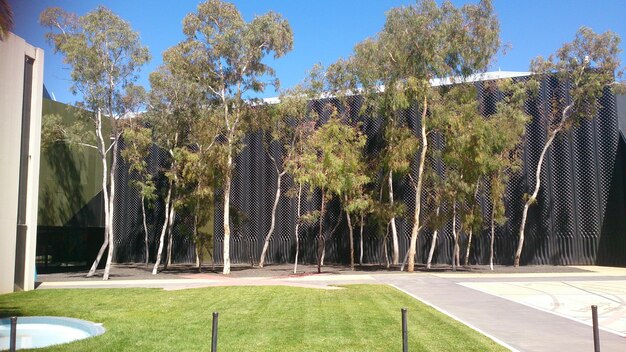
[36,262,591,282]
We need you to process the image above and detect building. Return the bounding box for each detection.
[34,72,626,273]
[0,32,44,294]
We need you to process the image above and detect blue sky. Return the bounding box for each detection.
[10,0,626,105]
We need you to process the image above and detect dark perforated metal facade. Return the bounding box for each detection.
[113,75,626,267]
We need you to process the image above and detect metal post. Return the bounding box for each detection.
[10,316,17,352]
[401,308,408,352]
[211,312,219,352]
[591,305,600,352]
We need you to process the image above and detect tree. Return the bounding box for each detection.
[460,80,529,267]
[290,112,368,273]
[348,0,500,271]
[121,123,155,267]
[255,105,289,268]
[280,69,324,273]
[0,0,13,40]
[515,27,624,267]
[351,38,419,266]
[431,86,478,270]
[482,79,529,270]
[323,60,371,270]
[119,85,155,267]
[431,85,500,270]
[174,141,217,272]
[147,60,205,274]
[256,66,323,268]
[177,0,293,274]
[422,79,528,270]
[41,6,150,280]
[343,182,371,270]
[183,114,222,271]
[424,175,443,269]
[284,125,317,273]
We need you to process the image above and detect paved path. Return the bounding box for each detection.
[377,274,625,352]
[37,266,626,351]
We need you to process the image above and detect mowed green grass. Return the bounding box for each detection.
[0,285,506,351]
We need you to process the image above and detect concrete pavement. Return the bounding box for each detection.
[377,273,626,352]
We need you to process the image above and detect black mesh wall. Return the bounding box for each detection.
[113,141,196,264]
[113,75,626,267]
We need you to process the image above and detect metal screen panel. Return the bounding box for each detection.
[113,75,626,267]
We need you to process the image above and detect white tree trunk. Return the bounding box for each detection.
[383,223,390,269]
[293,184,302,274]
[259,171,284,267]
[408,97,428,272]
[102,131,119,280]
[426,205,441,269]
[464,229,473,267]
[87,110,110,278]
[320,208,341,267]
[346,203,355,270]
[165,207,176,268]
[194,195,201,272]
[222,151,233,275]
[142,195,149,267]
[195,245,201,271]
[152,181,172,275]
[515,104,570,267]
[490,207,495,271]
[316,191,325,273]
[515,128,560,267]
[388,171,399,265]
[452,202,458,271]
[463,182,481,268]
[359,213,364,266]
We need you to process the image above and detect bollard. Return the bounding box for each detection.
[211,312,219,352]
[401,308,408,352]
[591,305,600,352]
[10,316,17,352]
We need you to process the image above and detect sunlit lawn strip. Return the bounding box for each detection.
[0,285,506,352]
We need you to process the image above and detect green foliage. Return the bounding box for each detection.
[432,80,529,231]
[484,79,530,225]
[148,64,204,152]
[40,111,93,151]
[530,27,624,126]
[299,210,321,226]
[120,83,153,202]
[382,123,420,176]
[147,55,218,208]
[374,0,500,105]
[254,67,323,176]
[343,1,502,256]
[291,114,368,202]
[0,0,13,40]
[40,6,150,114]
[121,123,156,203]
[173,2,294,272]
[176,0,293,144]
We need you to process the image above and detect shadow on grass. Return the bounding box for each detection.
[0,307,23,318]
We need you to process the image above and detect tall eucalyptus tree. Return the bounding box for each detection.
[41,6,150,280]
[175,0,293,274]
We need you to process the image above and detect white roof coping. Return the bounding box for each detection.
[260,71,532,105]
[430,71,531,87]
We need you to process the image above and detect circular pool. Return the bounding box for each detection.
[0,316,105,350]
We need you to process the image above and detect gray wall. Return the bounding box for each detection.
[0,32,44,293]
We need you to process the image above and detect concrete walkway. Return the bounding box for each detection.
[37,266,626,351]
[378,275,623,351]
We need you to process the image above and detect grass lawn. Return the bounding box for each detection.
[0,285,506,351]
